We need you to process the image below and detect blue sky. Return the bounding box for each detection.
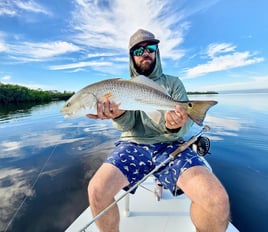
[0,0,267,92]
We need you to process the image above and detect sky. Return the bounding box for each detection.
[0,0,268,92]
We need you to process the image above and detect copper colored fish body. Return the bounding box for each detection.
[61,75,217,126]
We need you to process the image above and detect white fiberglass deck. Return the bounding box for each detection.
[66,177,239,232]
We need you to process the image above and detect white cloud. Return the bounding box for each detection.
[0,19,81,62]
[6,41,81,61]
[207,43,236,58]
[37,0,216,73]
[184,43,264,78]
[0,40,8,52]
[14,0,50,15]
[187,74,268,92]
[0,78,57,90]
[251,75,268,82]
[0,0,50,16]
[21,83,51,90]
[200,75,268,91]
[87,52,118,59]
[49,61,112,71]
[1,75,11,81]
[66,68,86,73]
[42,0,219,72]
[0,2,16,16]
[70,0,216,60]
[0,0,220,73]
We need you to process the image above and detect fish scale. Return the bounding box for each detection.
[91,79,180,111]
[61,75,217,126]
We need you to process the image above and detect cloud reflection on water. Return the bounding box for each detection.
[0,112,120,231]
[0,168,34,230]
[0,132,83,158]
[204,115,246,141]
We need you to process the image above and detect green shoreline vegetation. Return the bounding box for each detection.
[0,83,74,105]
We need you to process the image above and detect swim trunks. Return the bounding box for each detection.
[105,140,207,196]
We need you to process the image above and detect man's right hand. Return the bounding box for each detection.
[86,99,125,120]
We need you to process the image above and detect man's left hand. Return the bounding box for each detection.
[165,104,188,129]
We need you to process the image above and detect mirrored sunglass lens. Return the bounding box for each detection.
[133,47,144,56]
[132,44,157,56]
[145,44,157,53]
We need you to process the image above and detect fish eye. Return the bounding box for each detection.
[66,102,71,107]
[188,102,193,107]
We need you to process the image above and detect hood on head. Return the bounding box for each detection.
[128,29,163,81]
[129,49,163,81]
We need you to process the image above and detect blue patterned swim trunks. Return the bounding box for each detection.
[105,140,207,196]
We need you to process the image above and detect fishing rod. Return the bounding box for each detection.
[80,125,210,232]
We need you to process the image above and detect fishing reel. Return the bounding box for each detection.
[191,136,211,156]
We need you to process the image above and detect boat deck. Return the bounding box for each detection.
[66,177,239,232]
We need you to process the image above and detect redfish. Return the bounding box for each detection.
[61,75,217,126]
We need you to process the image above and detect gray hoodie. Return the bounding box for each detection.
[112,49,193,144]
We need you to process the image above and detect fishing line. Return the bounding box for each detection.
[139,184,155,194]
[80,125,210,232]
[4,143,59,232]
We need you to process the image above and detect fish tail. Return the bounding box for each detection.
[185,100,218,126]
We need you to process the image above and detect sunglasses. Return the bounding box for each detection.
[130,44,158,56]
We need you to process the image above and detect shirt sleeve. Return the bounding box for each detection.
[112,111,136,132]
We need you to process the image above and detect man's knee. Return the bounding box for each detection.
[211,187,230,220]
[88,178,103,204]
[87,163,129,204]
[178,166,230,220]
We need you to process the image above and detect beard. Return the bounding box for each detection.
[134,56,156,76]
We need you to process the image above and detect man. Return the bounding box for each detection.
[87,29,230,232]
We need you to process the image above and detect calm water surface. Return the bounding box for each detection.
[0,93,267,232]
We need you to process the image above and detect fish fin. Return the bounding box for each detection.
[144,111,162,124]
[185,101,218,126]
[100,92,114,101]
[131,75,169,95]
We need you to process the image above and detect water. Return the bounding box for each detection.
[0,94,267,232]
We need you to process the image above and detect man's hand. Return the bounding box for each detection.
[165,104,188,129]
[86,99,125,120]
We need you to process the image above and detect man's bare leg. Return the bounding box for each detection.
[177,166,230,232]
[88,163,129,232]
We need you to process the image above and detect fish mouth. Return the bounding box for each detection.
[60,107,73,117]
[60,108,68,114]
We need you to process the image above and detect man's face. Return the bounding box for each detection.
[131,42,157,76]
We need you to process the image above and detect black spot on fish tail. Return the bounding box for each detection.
[187,101,217,126]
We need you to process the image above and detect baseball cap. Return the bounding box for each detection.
[129,29,160,50]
